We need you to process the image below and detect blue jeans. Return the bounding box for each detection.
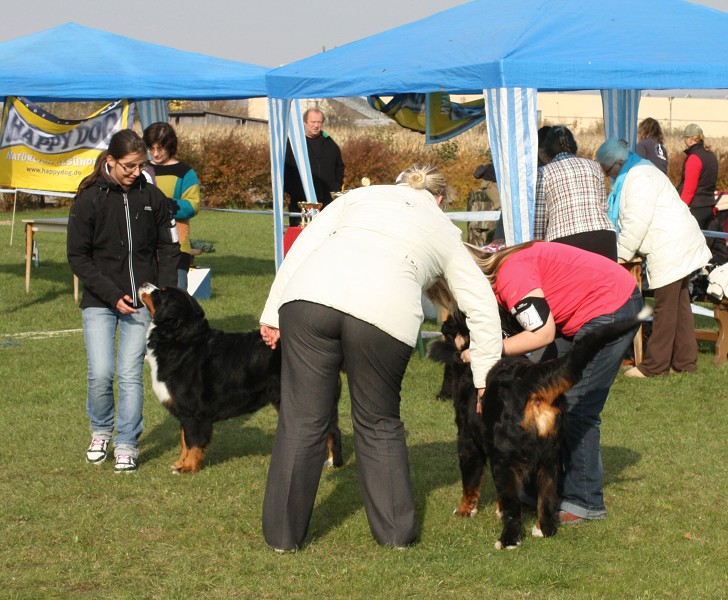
[82,307,151,458]
[555,288,643,519]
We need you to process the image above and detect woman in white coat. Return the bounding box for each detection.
[259,164,503,552]
[596,138,711,377]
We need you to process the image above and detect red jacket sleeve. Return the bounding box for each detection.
[680,154,702,206]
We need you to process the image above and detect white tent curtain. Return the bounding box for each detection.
[137,99,169,130]
[268,98,317,268]
[484,87,538,245]
[601,89,642,150]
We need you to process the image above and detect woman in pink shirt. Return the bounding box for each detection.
[468,241,642,524]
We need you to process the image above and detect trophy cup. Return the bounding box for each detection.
[297,201,323,227]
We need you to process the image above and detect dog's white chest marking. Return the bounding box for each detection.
[146,323,171,404]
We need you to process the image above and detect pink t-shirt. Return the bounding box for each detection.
[494,242,636,337]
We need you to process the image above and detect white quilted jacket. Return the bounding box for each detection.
[617,164,712,289]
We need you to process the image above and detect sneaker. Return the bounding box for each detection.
[558,510,585,525]
[86,438,109,464]
[624,366,647,379]
[114,454,138,473]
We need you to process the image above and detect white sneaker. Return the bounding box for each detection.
[114,454,138,473]
[86,438,109,464]
[624,366,647,379]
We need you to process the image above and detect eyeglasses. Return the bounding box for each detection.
[602,161,616,176]
[117,160,147,173]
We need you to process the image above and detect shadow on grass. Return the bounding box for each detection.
[140,402,642,548]
[1,260,76,311]
[602,445,642,485]
[140,408,280,468]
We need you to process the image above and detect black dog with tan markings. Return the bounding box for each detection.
[139,283,343,473]
[429,306,649,549]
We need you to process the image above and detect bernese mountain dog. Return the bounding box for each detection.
[429,305,650,549]
[139,284,343,473]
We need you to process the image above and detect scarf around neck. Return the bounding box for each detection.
[607,152,652,231]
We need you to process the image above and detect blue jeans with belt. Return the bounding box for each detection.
[555,287,643,519]
[82,306,151,458]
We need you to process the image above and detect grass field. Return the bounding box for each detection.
[1,207,727,599]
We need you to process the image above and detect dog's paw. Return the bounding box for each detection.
[453,506,478,518]
[494,540,521,550]
[531,525,544,538]
[323,457,334,468]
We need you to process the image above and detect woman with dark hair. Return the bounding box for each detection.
[67,129,180,473]
[259,164,503,552]
[143,122,200,289]
[533,125,617,260]
[466,240,642,523]
[636,117,669,174]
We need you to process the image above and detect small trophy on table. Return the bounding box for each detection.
[297,202,323,227]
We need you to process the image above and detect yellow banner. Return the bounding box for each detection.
[0,97,134,192]
[368,93,485,144]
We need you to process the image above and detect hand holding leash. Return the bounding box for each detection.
[116,295,137,314]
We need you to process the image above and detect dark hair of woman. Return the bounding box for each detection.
[537,125,553,148]
[637,118,664,144]
[77,129,147,194]
[142,122,178,157]
[541,125,578,161]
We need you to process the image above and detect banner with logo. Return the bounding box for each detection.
[368,92,485,144]
[0,97,134,192]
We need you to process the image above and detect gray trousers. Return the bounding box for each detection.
[262,301,417,550]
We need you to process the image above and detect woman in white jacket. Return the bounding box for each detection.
[259,164,503,552]
[596,138,711,378]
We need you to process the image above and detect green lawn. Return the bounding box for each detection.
[1,207,726,599]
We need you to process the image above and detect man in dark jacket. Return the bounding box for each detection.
[284,108,345,226]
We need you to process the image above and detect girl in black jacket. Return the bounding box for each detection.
[67,129,180,473]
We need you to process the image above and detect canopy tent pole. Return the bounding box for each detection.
[137,99,169,131]
[484,87,538,245]
[268,99,317,269]
[602,90,642,150]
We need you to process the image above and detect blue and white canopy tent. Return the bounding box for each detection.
[0,23,269,104]
[0,22,271,240]
[266,0,728,257]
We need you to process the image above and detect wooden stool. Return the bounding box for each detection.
[695,298,728,365]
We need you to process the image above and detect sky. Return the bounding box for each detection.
[0,0,725,69]
[0,0,469,67]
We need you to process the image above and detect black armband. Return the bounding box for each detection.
[510,296,550,332]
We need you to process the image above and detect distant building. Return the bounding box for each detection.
[169,109,268,129]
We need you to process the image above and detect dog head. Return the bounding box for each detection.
[138,283,206,325]
[428,306,521,366]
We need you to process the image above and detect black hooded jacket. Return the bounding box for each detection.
[67,170,180,309]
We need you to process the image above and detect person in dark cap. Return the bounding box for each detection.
[678,123,718,229]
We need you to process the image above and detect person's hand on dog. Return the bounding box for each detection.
[260,325,280,349]
[460,348,471,363]
[116,295,137,314]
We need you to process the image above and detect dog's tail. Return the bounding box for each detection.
[533,305,652,404]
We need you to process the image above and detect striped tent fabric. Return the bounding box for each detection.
[136,99,169,131]
[268,97,290,269]
[601,89,642,150]
[268,99,317,268]
[484,87,538,245]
